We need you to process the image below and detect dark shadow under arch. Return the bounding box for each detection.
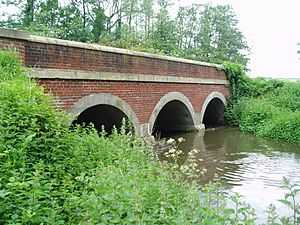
[72,104,132,134]
[202,98,225,128]
[152,100,195,138]
[68,93,140,135]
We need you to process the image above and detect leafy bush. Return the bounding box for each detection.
[223,62,300,143]
[224,97,245,126]
[267,177,300,225]
[0,51,24,82]
[259,111,300,142]
[0,51,74,223]
[239,99,280,134]
[269,82,300,112]
[0,61,72,173]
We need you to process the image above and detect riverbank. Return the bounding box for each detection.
[224,62,300,143]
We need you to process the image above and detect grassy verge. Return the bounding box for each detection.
[0,51,257,224]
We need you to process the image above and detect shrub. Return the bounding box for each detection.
[223,62,300,143]
[239,98,280,134]
[0,51,74,223]
[259,111,300,142]
[0,50,24,82]
[0,57,71,172]
[269,82,300,112]
[224,97,245,126]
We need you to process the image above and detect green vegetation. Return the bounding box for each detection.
[224,62,300,143]
[0,51,258,224]
[266,178,300,225]
[0,1,249,66]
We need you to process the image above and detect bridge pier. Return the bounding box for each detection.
[139,122,205,138]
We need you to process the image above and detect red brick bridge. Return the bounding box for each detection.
[0,28,230,138]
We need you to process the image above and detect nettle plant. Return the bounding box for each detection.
[162,137,206,179]
[266,177,300,225]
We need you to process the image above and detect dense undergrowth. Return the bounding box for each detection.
[224,62,300,143]
[0,51,259,224]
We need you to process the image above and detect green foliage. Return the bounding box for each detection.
[223,62,300,143]
[268,82,300,112]
[222,62,246,97]
[223,62,252,126]
[239,99,280,134]
[237,87,300,142]
[258,109,300,142]
[194,4,249,66]
[0,51,257,224]
[223,62,284,100]
[0,53,71,168]
[0,51,73,223]
[266,177,300,225]
[0,51,24,81]
[225,97,245,126]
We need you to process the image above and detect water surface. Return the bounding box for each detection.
[168,127,300,223]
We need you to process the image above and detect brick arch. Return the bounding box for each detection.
[68,93,140,135]
[200,91,227,125]
[148,92,197,135]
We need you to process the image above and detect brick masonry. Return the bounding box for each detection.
[37,79,229,124]
[25,42,225,80]
[0,28,230,136]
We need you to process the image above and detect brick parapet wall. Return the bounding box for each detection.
[0,28,227,80]
[26,43,225,79]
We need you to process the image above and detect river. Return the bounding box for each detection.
[166,127,300,223]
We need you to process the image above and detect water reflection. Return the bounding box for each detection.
[167,127,300,222]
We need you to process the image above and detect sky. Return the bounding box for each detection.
[177,0,300,78]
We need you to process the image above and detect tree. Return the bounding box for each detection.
[0,0,41,28]
[175,4,202,57]
[140,0,154,36]
[194,4,249,66]
[149,0,179,55]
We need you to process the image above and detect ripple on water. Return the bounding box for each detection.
[171,127,300,223]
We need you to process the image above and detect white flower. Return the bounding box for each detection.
[166,138,175,144]
[192,149,199,154]
[169,148,176,153]
[178,137,185,143]
[191,163,198,168]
